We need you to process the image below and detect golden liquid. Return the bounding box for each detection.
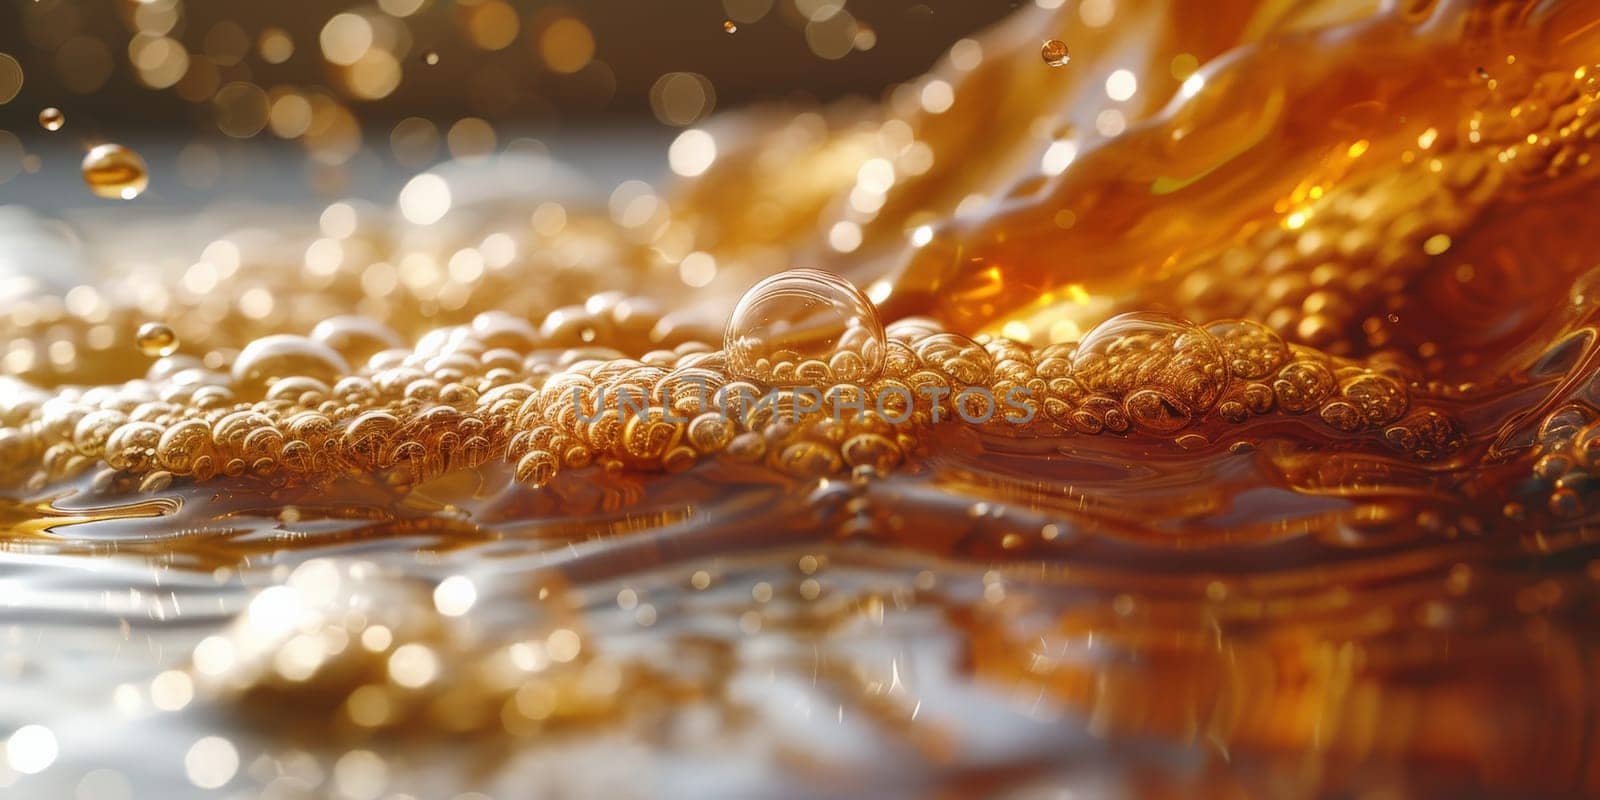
[3,0,1600,796]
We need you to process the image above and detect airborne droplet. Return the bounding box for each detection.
[135,322,179,357]
[1041,39,1070,67]
[723,20,738,33]
[81,143,149,200]
[38,107,64,132]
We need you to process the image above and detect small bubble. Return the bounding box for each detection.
[421,50,439,65]
[81,143,149,200]
[1041,39,1070,67]
[38,107,64,131]
[135,322,179,357]
[723,20,738,33]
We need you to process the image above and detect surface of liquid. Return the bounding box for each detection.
[4,0,1600,797]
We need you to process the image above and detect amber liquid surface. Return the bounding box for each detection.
[4,0,1600,796]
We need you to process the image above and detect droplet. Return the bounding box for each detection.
[723,20,738,33]
[38,107,64,131]
[81,143,149,200]
[725,269,885,388]
[421,50,439,65]
[136,322,179,357]
[1041,39,1070,67]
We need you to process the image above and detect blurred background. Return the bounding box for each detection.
[0,0,1015,209]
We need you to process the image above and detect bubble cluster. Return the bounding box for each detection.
[0,286,1459,495]
[1137,59,1600,360]
[0,195,662,388]
[1069,313,1228,433]
[1526,404,1600,519]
